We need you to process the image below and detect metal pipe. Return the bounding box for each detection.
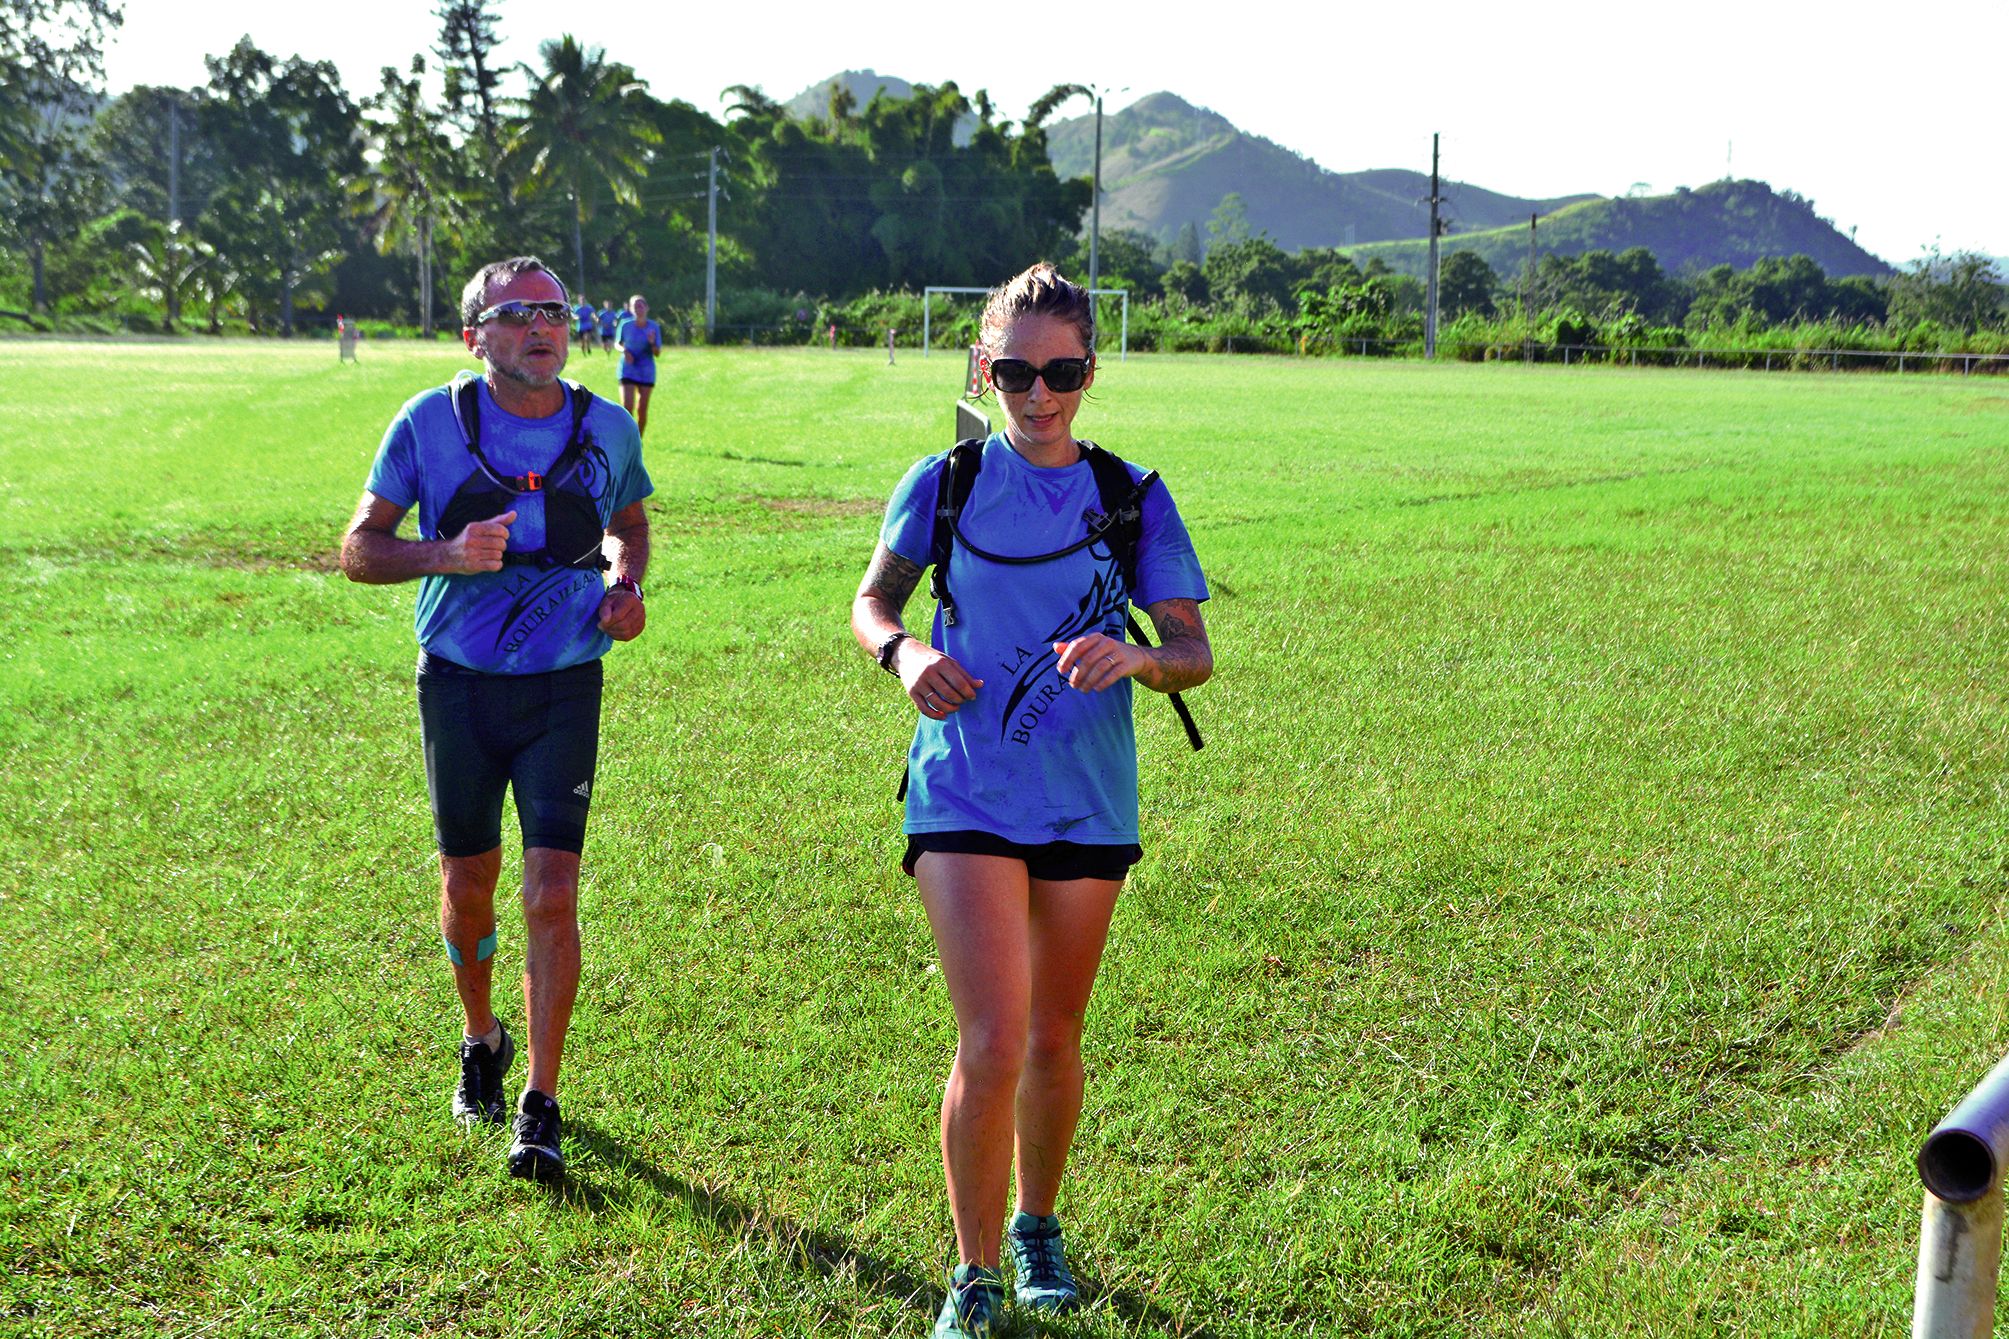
[1915,1191,2003,1338]
[1921,1052,2009,1204]
[1914,1051,2009,1336]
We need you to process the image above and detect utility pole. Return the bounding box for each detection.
[1088,89,1103,295]
[705,146,719,341]
[1523,212,1538,359]
[167,99,181,330]
[1425,133,1443,360]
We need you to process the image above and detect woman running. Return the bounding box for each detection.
[615,294,662,437]
[851,263,1213,1338]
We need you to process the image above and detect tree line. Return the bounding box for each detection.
[0,1,1088,335]
[4,0,2003,357]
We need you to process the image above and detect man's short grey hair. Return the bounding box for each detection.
[460,256,568,329]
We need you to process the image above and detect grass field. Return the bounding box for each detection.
[3,339,2007,1337]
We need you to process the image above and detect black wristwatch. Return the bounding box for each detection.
[611,576,643,603]
[875,630,911,674]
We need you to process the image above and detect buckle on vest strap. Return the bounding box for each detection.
[521,471,544,492]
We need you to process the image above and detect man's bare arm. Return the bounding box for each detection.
[339,491,512,584]
[1135,597,1213,694]
[603,500,649,585]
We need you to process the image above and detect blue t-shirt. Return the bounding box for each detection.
[574,302,595,333]
[616,317,661,384]
[365,377,654,675]
[597,308,620,337]
[880,434,1208,845]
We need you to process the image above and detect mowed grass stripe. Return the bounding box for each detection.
[1,343,2005,1335]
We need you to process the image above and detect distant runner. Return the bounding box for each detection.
[615,293,663,438]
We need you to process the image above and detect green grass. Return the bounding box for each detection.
[3,339,2007,1336]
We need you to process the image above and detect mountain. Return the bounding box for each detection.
[778,80,1892,278]
[1042,92,1592,252]
[783,69,976,145]
[1345,179,1893,279]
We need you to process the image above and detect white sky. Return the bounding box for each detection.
[104,0,2007,265]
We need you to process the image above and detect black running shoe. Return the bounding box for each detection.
[508,1089,565,1182]
[451,1021,514,1127]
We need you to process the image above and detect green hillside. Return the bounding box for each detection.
[1044,92,1590,250]
[1347,178,1893,279]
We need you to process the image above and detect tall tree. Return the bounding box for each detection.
[0,0,121,150]
[433,0,508,167]
[504,36,658,296]
[200,39,362,334]
[1889,249,2006,332]
[1,0,123,310]
[1437,250,1497,318]
[360,57,458,334]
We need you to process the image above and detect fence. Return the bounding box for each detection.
[1295,334,2008,375]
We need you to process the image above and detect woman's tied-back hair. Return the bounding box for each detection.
[459,255,567,329]
[980,262,1095,357]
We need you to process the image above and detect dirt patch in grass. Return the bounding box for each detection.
[746,495,881,519]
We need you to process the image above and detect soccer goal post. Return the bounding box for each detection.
[923,286,1129,361]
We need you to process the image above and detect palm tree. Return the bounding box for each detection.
[360,60,457,335]
[505,36,658,296]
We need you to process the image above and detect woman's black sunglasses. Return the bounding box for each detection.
[476,300,573,327]
[988,357,1091,394]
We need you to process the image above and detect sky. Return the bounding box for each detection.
[101,0,2008,266]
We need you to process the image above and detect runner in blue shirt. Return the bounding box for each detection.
[614,292,663,438]
[340,255,653,1186]
[597,301,619,353]
[573,298,596,354]
[851,263,1212,1338]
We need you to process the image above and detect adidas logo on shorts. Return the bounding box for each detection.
[573,780,591,798]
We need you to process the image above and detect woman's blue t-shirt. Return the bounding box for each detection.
[616,317,661,384]
[365,378,653,675]
[879,433,1208,846]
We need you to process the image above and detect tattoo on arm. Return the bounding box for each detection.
[852,544,927,661]
[858,545,925,612]
[1140,598,1213,694]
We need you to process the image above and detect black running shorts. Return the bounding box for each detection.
[902,830,1142,883]
[416,652,603,857]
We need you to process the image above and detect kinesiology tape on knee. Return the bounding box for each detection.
[444,929,498,966]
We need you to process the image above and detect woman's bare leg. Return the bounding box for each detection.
[917,852,1031,1267]
[1015,876,1121,1215]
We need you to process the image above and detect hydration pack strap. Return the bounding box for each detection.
[451,376,594,493]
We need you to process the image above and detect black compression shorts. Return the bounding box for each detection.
[416,652,603,857]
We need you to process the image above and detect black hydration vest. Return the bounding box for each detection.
[924,436,1203,750]
[435,376,611,571]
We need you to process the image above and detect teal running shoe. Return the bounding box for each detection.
[933,1263,1004,1337]
[1008,1211,1080,1312]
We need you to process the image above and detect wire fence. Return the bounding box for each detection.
[1128,330,2009,375]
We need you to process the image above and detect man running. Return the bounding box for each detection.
[338,255,653,1182]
